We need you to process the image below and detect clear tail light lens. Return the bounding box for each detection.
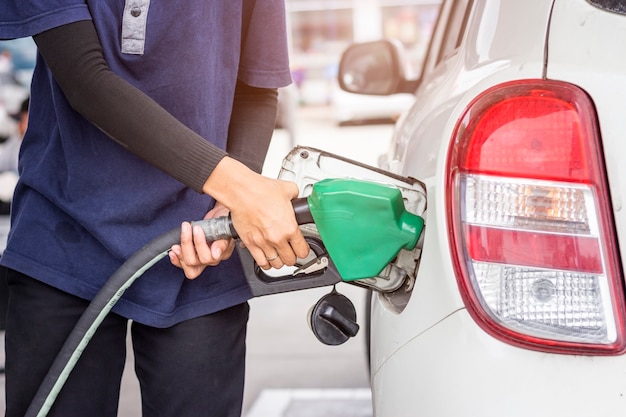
[447,80,626,354]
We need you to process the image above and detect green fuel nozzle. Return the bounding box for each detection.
[304,178,424,281]
[205,177,425,295]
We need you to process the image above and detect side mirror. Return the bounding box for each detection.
[337,39,419,96]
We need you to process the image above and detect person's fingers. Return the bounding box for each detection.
[179,222,200,264]
[170,222,210,279]
[247,245,270,269]
[169,247,205,280]
[263,247,284,269]
[246,242,286,270]
[191,224,215,264]
[264,217,309,266]
[169,244,183,268]
[280,224,310,264]
[271,237,298,266]
[214,238,236,260]
[236,216,309,269]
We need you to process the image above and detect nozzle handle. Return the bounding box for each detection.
[192,217,237,241]
[292,197,314,225]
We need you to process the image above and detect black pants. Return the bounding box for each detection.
[4,269,249,417]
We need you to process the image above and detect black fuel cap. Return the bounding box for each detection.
[308,288,360,345]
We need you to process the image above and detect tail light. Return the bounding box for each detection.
[447,80,626,354]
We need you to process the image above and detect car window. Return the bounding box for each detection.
[419,0,473,79]
[436,0,473,64]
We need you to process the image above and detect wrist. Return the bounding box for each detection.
[203,156,256,209]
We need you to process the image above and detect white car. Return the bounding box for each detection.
[337,0,626,416]
[330,80,415,126]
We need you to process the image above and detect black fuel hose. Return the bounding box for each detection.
[26,198,311,417]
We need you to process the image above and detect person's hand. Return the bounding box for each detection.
[203,157,310,269]
[169,202,236,279]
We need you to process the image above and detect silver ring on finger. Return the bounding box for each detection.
[266,254,279,262]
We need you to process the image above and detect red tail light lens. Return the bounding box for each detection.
[447,80,626,354]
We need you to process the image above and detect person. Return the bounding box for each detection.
[0,2,310,417]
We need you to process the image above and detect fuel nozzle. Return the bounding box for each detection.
[237,178,424,296]
[307,178,424,280]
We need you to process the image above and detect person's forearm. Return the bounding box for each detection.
[34,20,225,193]
[227,80,278,174]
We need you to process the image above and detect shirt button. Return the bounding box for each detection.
[130,6,142,17]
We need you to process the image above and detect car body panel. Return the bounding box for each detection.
[373,309,626,417]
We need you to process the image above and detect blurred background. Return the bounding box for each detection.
[280,0,439,130]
